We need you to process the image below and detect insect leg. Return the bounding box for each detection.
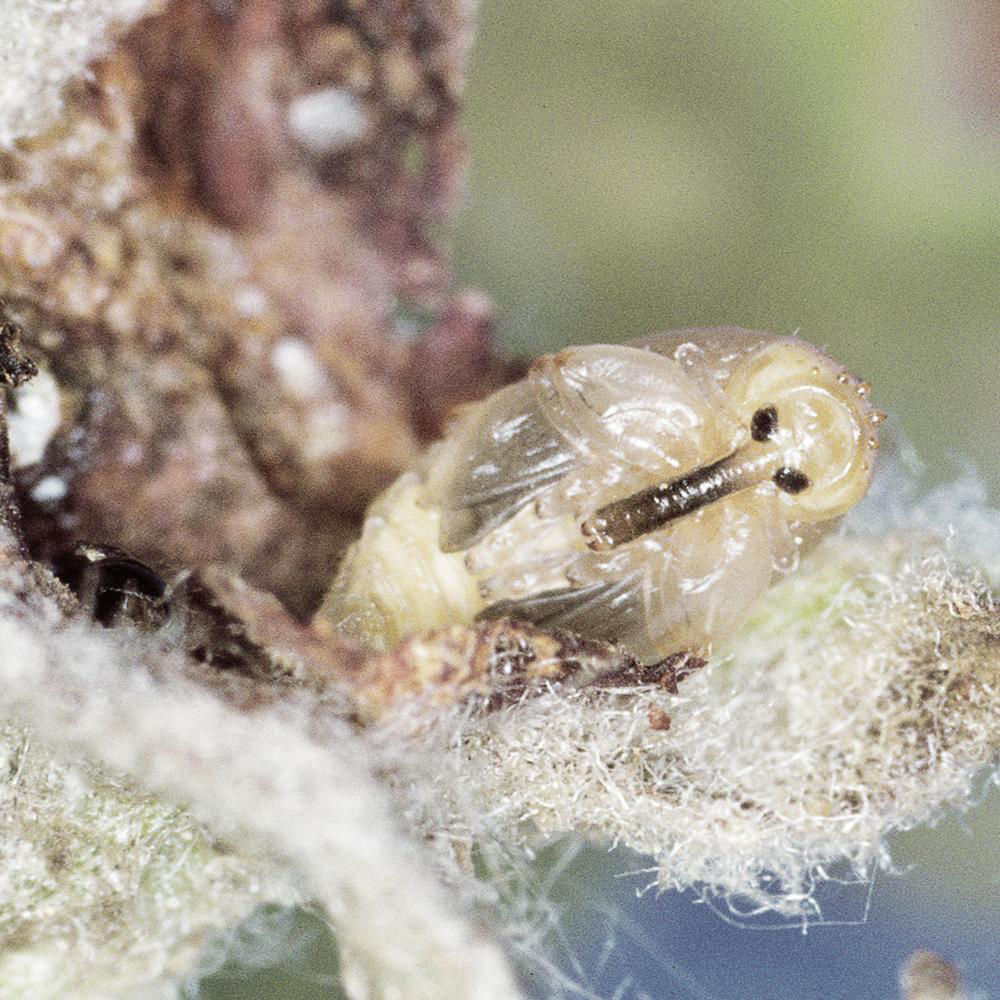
[476,573,644,646]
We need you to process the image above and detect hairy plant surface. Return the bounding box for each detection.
[0,2,998,999]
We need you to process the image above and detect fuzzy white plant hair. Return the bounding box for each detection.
[0,717,297,999]
[0,561,524,1000]
[0,0,160,147]
[4,0,994,997]
[2,419,1000,996]
[387,447,1000,925]
[429,538,998,917]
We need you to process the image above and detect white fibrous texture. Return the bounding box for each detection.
[0,569,297,999]
[0,0,159,147]
[414,468,1000,919]
[0,563,524,1000]
[0,724,295,1000]
[2,422,999,992]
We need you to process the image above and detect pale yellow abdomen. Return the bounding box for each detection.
[315,473,483,650]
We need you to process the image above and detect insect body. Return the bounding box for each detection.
[316,328,881,660]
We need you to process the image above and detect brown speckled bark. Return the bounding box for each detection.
[0,0,516,617]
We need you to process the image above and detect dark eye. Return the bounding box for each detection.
[772,467,810,495]
[750,405,778,442]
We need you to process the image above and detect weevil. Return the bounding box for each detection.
[316,328,882,661]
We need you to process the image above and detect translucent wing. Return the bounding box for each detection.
[476,572,645,647]
[480,487,794,661]
[422,344,743,555]
[530,344,741,476]
[420,383,581,552]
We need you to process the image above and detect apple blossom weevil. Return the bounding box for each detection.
[316,328,882,661]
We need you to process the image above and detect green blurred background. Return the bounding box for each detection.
[454,0,1000,500]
